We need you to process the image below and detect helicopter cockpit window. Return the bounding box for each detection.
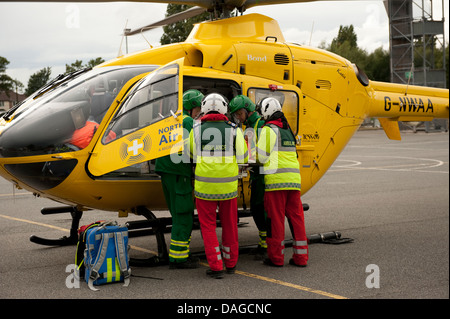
[102,64,179,144]
[0,65,156,158]
[248,88,299,135]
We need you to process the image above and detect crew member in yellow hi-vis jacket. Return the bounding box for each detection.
[189,93,248,279]
[256,97,308,268]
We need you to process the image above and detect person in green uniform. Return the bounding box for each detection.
[229,95,268,257]
[155,89,204,269]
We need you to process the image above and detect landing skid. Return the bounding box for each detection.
[190,231,353,259]
[28,205,171,267]
[125,207,254,267]
[29,206,83,246]
[127,207,170,267]
[29,204,352,265]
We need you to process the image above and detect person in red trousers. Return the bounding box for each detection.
[256,97,308,267]
[189,93,248,278]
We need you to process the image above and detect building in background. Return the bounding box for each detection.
[0,90,27,115]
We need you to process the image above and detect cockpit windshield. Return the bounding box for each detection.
[0,65,156,158]
[101,63,179,144]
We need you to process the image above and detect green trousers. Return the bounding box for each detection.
[250,172,267,248]
[160,173,195,263]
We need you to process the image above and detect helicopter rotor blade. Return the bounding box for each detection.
[0,0,342,14]
[124,5,207,36]
[0,0,329,9]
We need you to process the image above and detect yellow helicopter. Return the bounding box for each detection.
[0,0,448,262]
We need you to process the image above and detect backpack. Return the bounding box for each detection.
[75,220,104,280]
[76,221,130,291]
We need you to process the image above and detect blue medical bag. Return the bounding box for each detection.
[83,221,130,291]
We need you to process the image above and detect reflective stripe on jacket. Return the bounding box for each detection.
[189,114,248,200]
[256,123,301,191]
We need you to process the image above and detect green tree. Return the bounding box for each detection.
[326,24,390,82]
[415,38,448,88]
[365,47,390,82]
[65,57,105,73]
[11,80,25,98]
[85,57,105,69]
[25,67,52,96]
[160,4,210,45]
[330,25,358,49]
[65,60,84,73]
[441,44,449,88]
[0,56,14,95]
[439,43,449,89]
[328,25,367,65]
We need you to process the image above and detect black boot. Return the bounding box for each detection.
[169,256,200,269]
[206,269,224,279]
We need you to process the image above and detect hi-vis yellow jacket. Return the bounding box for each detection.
[256,121,301,191]
[189,114,248,200]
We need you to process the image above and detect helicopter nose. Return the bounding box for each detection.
[0,65,157,190]
[0,99,88,157]
[2,159,78,191]
[0,102,83,190]
[0,102,87,158]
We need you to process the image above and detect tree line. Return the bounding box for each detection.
[320,25,448,86]
[0,57,104,98]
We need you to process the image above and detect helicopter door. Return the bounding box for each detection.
[234,42,293,84]
[87,59,184,177]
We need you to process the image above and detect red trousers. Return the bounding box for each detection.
[264,190,308,266]
[196,198,239,271]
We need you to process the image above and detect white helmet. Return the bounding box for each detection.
[201,93,228,115]
[258,97,282,120]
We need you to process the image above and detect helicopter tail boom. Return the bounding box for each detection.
[366,81,449,140]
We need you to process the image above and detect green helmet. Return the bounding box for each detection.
[229,95,256,114]
[183,89,204,111]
